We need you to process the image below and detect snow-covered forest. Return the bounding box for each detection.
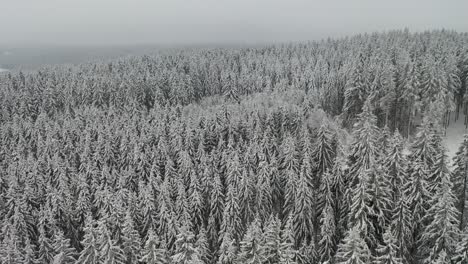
[1,29,468,264]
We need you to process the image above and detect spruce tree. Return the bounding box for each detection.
[453,134,468,229]
[76,215,100,264]
[121,211,141,264]
[421,170,460,262]
[373,228,403,264]
[237,217,265,264]
[335,226,371,264]
[171,224,203,264]
[279,216,298,264]
[262,215,281,264]
[140,230,169,264]
[51,230,77,264]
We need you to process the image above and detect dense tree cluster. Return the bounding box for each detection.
[1,29,468,264]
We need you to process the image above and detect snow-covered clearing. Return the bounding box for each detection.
[444,111,467,166]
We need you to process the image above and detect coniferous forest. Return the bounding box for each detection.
[1,29,468,264]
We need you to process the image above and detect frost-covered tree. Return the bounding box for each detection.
[373,228,403,264]
[279,216,298,264]
[121,211,141,264]
[453,134,468,229]
[140,230,169,264]
[171,225,203,264]
[51,231,77,264]
[335,226,371,264]
[421,169,460,262]
[236,218,265,264]
[76,215,100,264]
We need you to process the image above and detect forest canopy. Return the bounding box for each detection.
[1,29,468,264]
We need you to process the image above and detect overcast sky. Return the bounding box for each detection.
[1,0,468,46]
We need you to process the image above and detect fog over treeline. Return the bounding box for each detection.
[1,0,468,46]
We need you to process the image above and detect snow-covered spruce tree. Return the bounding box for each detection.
[335,226,371,264]
[262,215,281,264]
[420,169,461,262]
[171,224,203,264]
[236,217,266,264]
[282,134,300,217]
[292,159,314,246]
[404,159,430,260]
[189,170,205,232]
[347,97,380,189]
[37,220,55,264]
[0,222,24,263]
[427,151,451,197]
[382,129,407,203]
[51,230,77,264]
[217,231,237,264]
[219,184,242,243]
[23,237,38,264]
[454,226,468,264]
[255,157,273,223]
[348,169,375,248]
[208,172,225,247]
[318,192,336,264]
[140,230,169,264]
[97,220,126,264]
[343,53,369,126]
[239,169,255,228]
[121,210,141,264]
[279,215,298,264]
[373,228,403,264]
[453,134,468,229]
[195,227,210,264]
[390,193,412,263]
[76,215,100,264]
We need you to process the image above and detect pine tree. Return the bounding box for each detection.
[335,226,371,264]
[140,230,169,264]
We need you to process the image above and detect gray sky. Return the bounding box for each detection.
[1,0,468,46]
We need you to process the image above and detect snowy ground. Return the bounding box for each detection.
[444,111,467,166]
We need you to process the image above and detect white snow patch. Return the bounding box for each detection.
[443,111,467,166]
